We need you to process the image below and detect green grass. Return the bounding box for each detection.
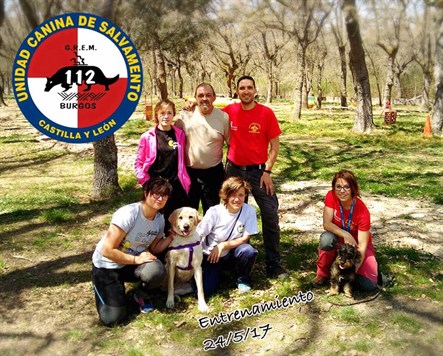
[274,105,442,204]
[1,101,442,355]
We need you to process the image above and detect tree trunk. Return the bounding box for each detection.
[394,71,402,99]
[366,50,382,107]
[92,135,121,199]
[154,44,168,99]
[292,45,305,120]
[338,44,348,108]
[316,61,324,109]
[274,80,280,98]
[177,62,184,98]
[431,0,443,135]
[266,59,273,104]
[342,0,374,133]
[383,55,396,105]
[227,69,235,98]
[422,69,432,110]
[91,0,121,199]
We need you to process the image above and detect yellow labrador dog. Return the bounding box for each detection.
[166,207,208,312]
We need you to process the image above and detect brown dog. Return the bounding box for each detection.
[165,207,208,312]
[329,243,361,298]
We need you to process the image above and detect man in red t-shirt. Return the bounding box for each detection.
[223,76,286,279]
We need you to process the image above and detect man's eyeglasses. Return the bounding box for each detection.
[335,185,351,191]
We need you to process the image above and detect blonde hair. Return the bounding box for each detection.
[219,176,251,205]
[154,99,176,124]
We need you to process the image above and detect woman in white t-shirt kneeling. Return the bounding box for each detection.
[92,177,174,326]
[197,176,259,297]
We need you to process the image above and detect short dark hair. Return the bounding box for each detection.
[332,170,360,198]
[194,83,216,97]
[142,177,173,200]
[236,75,256,88]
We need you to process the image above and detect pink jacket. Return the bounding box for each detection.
[134,126,191,193]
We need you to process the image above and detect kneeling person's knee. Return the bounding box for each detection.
[99,304,127,327]
[319,231,339,251]
[135,259,166,287]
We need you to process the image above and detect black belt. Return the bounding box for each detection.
[227,159,265,171]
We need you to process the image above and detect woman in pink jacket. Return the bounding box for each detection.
[134,99,191,232]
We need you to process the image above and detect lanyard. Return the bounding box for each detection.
[339,199,355,232]
[227,206,243,240]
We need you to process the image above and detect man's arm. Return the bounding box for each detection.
[266,136,279,171]
[260,136,279,195]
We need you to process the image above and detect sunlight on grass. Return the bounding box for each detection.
[275,106,443,204]
[39,208,75,224]
[1,102,442,355]
[329,306,361,323]
[390,313,423,333]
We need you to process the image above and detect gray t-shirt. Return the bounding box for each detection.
[92,202,165,269]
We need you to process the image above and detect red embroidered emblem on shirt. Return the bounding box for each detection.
[249,123,261,133]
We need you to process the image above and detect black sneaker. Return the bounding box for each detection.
[267,264,288,279]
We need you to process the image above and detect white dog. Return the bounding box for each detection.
[165,207,208,312]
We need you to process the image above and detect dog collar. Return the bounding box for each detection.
[167,241,200,271]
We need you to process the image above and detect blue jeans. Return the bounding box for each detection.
[225,162,281,269]
[202,243,258,297]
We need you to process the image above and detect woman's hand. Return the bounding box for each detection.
[134,251,157,264]
[208,242,226,263]
[343,231,357,246]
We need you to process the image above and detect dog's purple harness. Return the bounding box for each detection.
[167,241,201,271]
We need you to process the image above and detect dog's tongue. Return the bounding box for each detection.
[339,264,345,269]
[182,230,191,236]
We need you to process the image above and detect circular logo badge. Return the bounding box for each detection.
[12,13,143,143]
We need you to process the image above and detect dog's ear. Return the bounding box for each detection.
[195,209,202,224]
[169,208,180,225]
[354,247,362,264]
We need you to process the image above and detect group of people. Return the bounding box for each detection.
[92,75,382,326]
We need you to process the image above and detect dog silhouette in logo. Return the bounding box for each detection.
[45,66,119,92]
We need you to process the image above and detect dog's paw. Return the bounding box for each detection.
[166,298,175,309]
[344,292,353,299]
[198,302,209,313]
[328,288,339,296]
[174,294,182,303]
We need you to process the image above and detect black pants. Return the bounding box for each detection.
[225,161,281,269]
[186,162,224,214]
[92,260,165,326]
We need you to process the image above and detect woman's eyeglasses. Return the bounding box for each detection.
[151,192,168,200]
[335,185,351,191]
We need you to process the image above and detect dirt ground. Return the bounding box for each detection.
[1,102,442,355]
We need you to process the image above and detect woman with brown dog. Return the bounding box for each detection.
[312,169,379,291]
[92,177,174,326]
[197,176,259,296]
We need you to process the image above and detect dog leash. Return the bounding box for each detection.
[326,288,382,306]
[166,241,201,271]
